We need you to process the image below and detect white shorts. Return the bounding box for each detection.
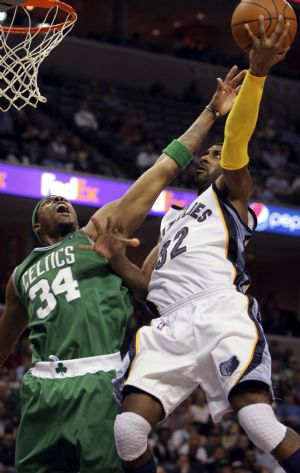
[125,287,272,423]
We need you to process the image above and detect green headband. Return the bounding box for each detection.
[31,197,49,229]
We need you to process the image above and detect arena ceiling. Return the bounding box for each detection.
[70,0,300,75]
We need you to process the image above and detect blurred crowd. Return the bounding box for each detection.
[0,327,299,472]
[80,25,300,83]
[0,73,300,206]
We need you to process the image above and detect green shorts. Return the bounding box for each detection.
[16,370,124,473]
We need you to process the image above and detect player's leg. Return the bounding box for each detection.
[114,388,164,472]
[75,371,124,473]
[114,306,201,473]
[16,373,78,473]
[229,380,300,473]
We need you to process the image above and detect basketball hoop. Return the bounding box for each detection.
[0,0,77,111]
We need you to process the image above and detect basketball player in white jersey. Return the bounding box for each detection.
[82,17,300,473]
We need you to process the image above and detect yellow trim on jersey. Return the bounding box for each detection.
[128,328,141,376]
[236,296,259,383]
[221,72,266,171]
[212,190,237,284]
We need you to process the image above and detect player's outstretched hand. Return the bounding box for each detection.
[245,15,290,76]
[79,217,140,259]
[208,65,247,117]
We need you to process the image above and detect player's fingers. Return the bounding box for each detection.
[271,15,285,42]
[235,85,242,95]
[244,23,257,45]
[231,69,247,89]
[216,77,224,90]
[91,216,102,234]
[258,15,267,43]
[105,216,113,231]
[124,238,140,248]
[78,244,95,251]
[224,65,238,83]
[112,235,140,247]
[280,47,290,58]
[275,21,290,49]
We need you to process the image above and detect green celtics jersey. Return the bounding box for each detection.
[13,231,133,363]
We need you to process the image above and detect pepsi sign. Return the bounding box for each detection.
[251,202,300,236]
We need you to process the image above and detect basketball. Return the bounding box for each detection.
[231,0,298,52]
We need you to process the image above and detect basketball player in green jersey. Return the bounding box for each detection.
[0,66,245,473]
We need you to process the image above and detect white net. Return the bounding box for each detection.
[0,1,76,111]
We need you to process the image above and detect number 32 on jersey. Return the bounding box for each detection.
[155,226,189,270]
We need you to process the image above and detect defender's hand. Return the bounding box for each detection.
[208,66,247,117]
[246,15,290,77]
[79,217,140,259]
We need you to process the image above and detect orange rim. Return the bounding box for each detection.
[0,0,77,34]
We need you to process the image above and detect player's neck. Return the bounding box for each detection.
[42,227,77,246]
[42,234,69,246]
[197,181,212,196]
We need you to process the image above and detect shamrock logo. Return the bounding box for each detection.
[55,362,68,375]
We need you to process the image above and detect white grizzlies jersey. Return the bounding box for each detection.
[148,183,257,311]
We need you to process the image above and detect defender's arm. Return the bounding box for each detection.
[109,245,159,301]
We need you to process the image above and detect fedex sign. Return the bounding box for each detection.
[41,173,99,203]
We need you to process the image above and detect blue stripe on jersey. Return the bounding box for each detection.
[212,183,255,293]
[239,295,266,381]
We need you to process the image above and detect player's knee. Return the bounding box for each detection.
[237,403,287,453]
[114,412,151,461]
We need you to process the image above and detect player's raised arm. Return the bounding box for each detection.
[217,16,290,212]
[84,66,246,240]
[0,277,29,365]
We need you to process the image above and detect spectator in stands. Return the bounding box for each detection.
[206,446,227,472]
[279,124,300,146]
[262,143,287,170]
[0,111,14,135]
[221,423,240,451]
[5,144,19,165]
[216,459,232,473]
[231,461,250,473]
[136,142,159,173]
[74,101,99,130]
[177,423,207,464]
[243,448,260,472]
[102,86,124,113]
[21,123,40,142]
[49,133,68,161]
[156,467,168,473]
[152,427,175,464]
[290,176,300,205]
[119,104,144,145]
[230,435,251,463]
[265,166,291,201]
[176,453,201,473]
[276,394,300,430]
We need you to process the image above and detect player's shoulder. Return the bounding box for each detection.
[212,182,257,233]
[161,204,184,226]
